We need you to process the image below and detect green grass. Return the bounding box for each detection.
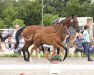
[0,54,22,58]
[0,52,94,58]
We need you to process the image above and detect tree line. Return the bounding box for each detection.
[0,0,94,28]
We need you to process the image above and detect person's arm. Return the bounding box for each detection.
[71,32,78,43]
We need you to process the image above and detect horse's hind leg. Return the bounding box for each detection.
[21,46,27,61]
[22,41,33,61]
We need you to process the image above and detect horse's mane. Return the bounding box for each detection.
[59,17,72,24]
[53,17,72,25]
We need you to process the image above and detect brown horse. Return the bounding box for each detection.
[30,25,68,61]
[15,16,79,61]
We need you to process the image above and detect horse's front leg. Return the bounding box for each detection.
[55,44,68,61]
[61,45,68,61]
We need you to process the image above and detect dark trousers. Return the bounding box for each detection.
[82,42,91,60]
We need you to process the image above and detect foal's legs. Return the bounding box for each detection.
[58,43,68,61]
[55,43,68,61]
[30,45,40,58]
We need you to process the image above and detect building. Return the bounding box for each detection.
[54,17,93,36]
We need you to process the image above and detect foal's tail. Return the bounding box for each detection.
[15,27,26,49]
[24,34,35,42]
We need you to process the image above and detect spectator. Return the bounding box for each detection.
[0,33,3,50]
[71,30,80,42]
[65,32,71,48]
[5,34,15,51]
[74,33,84,53]
[15,33,24,55]
[12,24,20,39]
[89,37,94,54]
[74,35,94,55]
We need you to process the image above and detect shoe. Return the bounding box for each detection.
[88,59,93,61]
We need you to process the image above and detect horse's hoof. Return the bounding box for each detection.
[26,59,30,62]
[24,59,30,62]
[61,58,65,61]
[26,60,30,62]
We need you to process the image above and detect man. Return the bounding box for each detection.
[12,24,20,39]
[82,25,93,61]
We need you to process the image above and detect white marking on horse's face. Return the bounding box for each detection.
[71,19,73,22]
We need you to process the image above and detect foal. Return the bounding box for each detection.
[30,25,68,61]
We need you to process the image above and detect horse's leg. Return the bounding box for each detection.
[55,43,68,61]
[45,47,49,59]
[57,48,60,55]
[26,41,34,61]
[41,45,45,54]
[30,45,40,58]
[21,46,27,61]
[52,47,57,56]
[58,43,68,61]
[22,41,33,61]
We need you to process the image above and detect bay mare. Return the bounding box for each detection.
[15,16,79,61]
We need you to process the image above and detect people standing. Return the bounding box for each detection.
[0,33,3,51]
[82,25,93,61]
[12,24,20,40]
[15,33,24,55]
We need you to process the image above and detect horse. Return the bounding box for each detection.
[30,25,68,61]
[15,16,79,61]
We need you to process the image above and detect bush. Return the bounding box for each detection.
[0,18,5,28]
[13,19,25,28]
[43,14,59,26]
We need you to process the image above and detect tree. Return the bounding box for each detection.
[0,18,5,28]
[43,14,59,26]
[1,0,18,28]
[43,0,65,16]
[62,0,92,17]
[17,0,42,25]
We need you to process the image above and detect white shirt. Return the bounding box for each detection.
[12,30,17,39]
[83,30,90,42]
[5,38,16,49]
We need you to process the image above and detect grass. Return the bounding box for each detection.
[0,52,94,58]
[0,54,22,58]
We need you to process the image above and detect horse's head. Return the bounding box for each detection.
[70,16,80,32]
[59,16,80,32]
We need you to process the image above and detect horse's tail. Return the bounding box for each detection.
[15,27,26,49]
[24,34,35,42]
